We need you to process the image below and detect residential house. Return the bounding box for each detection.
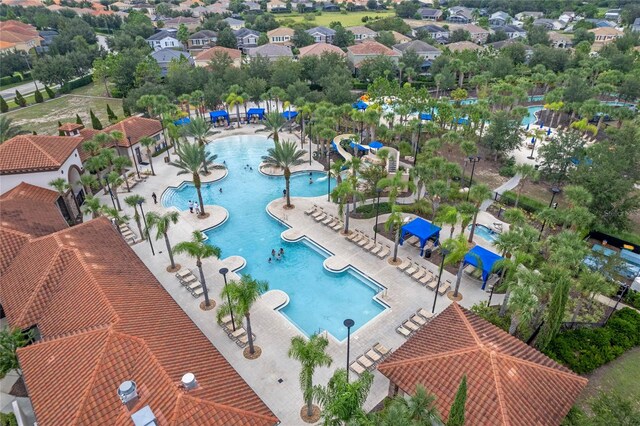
[447,6,473,24]
[393,39,441,60]
[306,26,336,44]
[486,38,533,58]
[35,29,57,53]
[515,11,543,20]
[321,3,340,12]
[298,42,346,58]
[346,40,401,68]
[548,31,573,49]
[488,11,511,27]
[146,29,182,51]
[447,23,489,43]
[417,8,442,21]
[347,26,378,43]
[493,25,527,39]
[390,30,412,44]
[234,28,260,50]
[558,11,576,25]
[584,19,617,28]
[633,18,640,33]
[246,43,293,61]
[245,1,262,12]
[267,0,288,12]
[589,27,623,46]
[150,48,194,75]
[0,214,279,426]
[223,17,245,30]
[604,9,621,22]
[413,24,449,44]
[101,116,165,167]
[0,20,42,53]
[267,27,294,44]
[377,304,588,426]
[533,19,564,31]
[187,30,217,50]
[163,16,201,31]
[446,40,482,52]
[194,46,243,67]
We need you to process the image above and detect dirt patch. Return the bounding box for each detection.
[166,264,181,273]
[200,300,216,310]
[243,345,262,359]
[300,405,321,423]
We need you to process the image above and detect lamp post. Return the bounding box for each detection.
[327,150,331,202]
[343,318,354,382]
[527,137,536,160]
[465,156,481,201]
[373,188,382,243]
[104,177,116,210]
[413,120,423,166]
[128,136,141,179]
[432,248,450,313]
[138,199,155,255]
[308,119,312,165]
[219,267,235,331]
[538,186,561,240]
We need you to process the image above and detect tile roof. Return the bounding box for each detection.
[394,39,439,53]
[589,27,623,36]
[247,43,293,58]
[298,42,346,57]
[102,116,163,147]
[446,41,482,52]
[377,303,587,426]
[58,123,84,132]
[195,46,242,62]
[346,25,377,35]
[1,217,278,426]
[189,30,217,39]
[347,40,401,56]
[306,26,336,36]
[0,135,80,174]
[267,27,294,37]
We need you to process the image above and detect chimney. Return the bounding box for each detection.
[117,380,138,405]
[181,373,198,391]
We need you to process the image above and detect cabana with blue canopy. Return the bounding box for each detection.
[209,110,229,125]
[399,218,441,256]
[419,113,433,121]
[247,108,265,120]
[352,100,368,110]
[369,141,383,149]
[174,117,191,126]
[463,246,503,289]
[282,110,298,120]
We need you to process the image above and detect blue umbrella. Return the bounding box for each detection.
[531,137,536,143]
[525,123,530,130]
[547,128,552,135]
[369,141,383,149]
[539,122,544,128]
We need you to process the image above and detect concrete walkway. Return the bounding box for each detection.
[480,173,522,211]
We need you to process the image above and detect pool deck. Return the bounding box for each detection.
[96,129,506,426]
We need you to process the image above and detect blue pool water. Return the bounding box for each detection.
[468,224,498,243]
[162,136,386,340]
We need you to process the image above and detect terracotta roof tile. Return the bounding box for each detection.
[377,304,587,426]
[102,116,163,147]
[0,183,68,237]
[298,43,346,57]
[195,46,242,62]
[0,135,80,174]
[347,40,401,56]
[58,123,84,132]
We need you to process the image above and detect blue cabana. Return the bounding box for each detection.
[456,117,469,125]
[463,246,503,289]
[419,113,432,121]
[209,110,229,124]
[352,100,368,110]
[350,141,369,151]
[247,108,265,120]
[369,141,383,149]
[400,218,441,255]
[174,117,191,126]
[282,110,298,120]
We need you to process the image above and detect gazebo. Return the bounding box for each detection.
[463,245,503,289]
[352,100,368,110]
[174,117,191,126]
[399,218,441,256]
[282,110,298,120]
[209,110,229,126]
[247,108,265,121]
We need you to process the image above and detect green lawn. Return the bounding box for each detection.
[4,82,123,135]
[277,10,395,27]
[578,348,640,410]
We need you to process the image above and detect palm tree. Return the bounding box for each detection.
[124,195,145,240]
[113,155,133,192]
[146,211,180,271]
[329,159,345,185]
[183,117,215,173]
[377,170,415,205]
[385,206,404,263]
[102,207,131,228]
[226,92,244,127]
[85,154,109,195]
[513,164,538,208]
[106,171,124,211]
[170,142,216,217]
[376,385,440,425]
[313,369,373,425]
[331,179,362,234]
[81,195,102,219]
[217,274,268,355]
[0,116,27,143]
[467,184,492,243]
[288,333,333,419]
[508,268,540,335]
[77,173,99,198]
[264,111,286,143]
[49,177,77,225]
[261,140,306,208]
[139,136,157,176]
[173,230,221,308]
[441,235,471,299]
[436,205,458,238]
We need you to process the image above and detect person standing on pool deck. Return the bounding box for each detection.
[152,192,157,204]
[194,201,200,215]
[188,200,193,213]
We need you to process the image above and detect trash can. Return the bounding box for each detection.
[164,156,170,163]
[424,248,432,258]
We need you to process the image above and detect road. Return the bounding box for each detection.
[0,80,49,100]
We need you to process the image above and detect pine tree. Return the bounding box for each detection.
[76,114,83,125]
[90,109,103,130]
[447,375,467,426]
[58,120,64,136]
[34,88,44,103]
[14,90,26,107]
[106,104,118,123]
[122,102,132,117]
[32,130,37,135]
[0,96,8,113]
[45,85,55,99]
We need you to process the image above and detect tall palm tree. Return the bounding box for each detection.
[385,206,405,263]
[217,274,268,355]
[376,385,440,425]
[184,117,215,173]
[441,235,472,299]
[329,159,345,185]
[77,174,99,198]
[436,205,458,238]
[106,171,124,211]
[102,207,131,228]
[139,136,157,176]
[124,194,145,240]
[146,211,180,271]
[0,116,27,143]
[170,142,216,217]
[80,195,102,219]
[508,268,540,335]
[513,163,538,208]
[113,155,133,192]
[288,333,333,419]
[377,170,415,205]
[261,140,306,208]
[49,178,76,225]
[264,111,286,143]
[226,92,244,127]
[84,154,109,195]
[467,184,492,243]
[173,230,221,308]
[331,180,362,234]
[313,369,374,426]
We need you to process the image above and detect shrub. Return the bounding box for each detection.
[106,103,118,123]
[544,308,640,374]
[0,412,17,426]
[44,85,55,99]
[623,289,640,310]
[34,88,43,103]
[0,96,7,113]
[14,90,26,107]
[353,201,392,218]
[58,121,64,136]
[76,114,83,125]
[500,190,546,213]
[90,109,103,130]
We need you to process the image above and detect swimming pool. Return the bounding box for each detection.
[468,224,498,243]
[162,136,386,340]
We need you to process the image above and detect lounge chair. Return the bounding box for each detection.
[365,349,381,363]
[357,355,373,370]
[412,267,426,281]
[229,327,247,339]
[191,287,204,298]
[176,269,192,278]
[322,215,334,225]
[311,209,324,218]
[331,221,343,231]
[419,271,434,286]
[369,243,382,255]
[405,262,419,276]
[397,257,412,271]
[350,361,365,375]
[417,308,434,320]
[186,281,201,292]
[219,314,233,325]
[376,245,390,259]
[428,278,439,291]
[363,239,376,251]
[180,274,198,285]
[235,333,256,348]
[373,343,390,357]
[396,324,412,337]
[347,231,362,242]
[314,213,327,222]
[407,236,419,245]
[357,236,370,247]
[438,280,451,295]
[404,320,419,332]
[410,314,427,327]
[304,205,317,215]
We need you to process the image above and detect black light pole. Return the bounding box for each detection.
[327,150,331,202]
[432,248,450,313]
[343,318,355,382]
[128,136,141,179]
[413,120,422,167]
[465,156,481,201]
[487,282,496,306]
[138,200,155,255]
[104,177,116,209]
[373,188,382,243]
[308,119,312,165]
[219,267,236,331]
[538,186,561,240]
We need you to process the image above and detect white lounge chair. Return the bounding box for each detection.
[374,343,390,357]
[191,287,204,298]
[405,262,419,276]
[350,361,365,375]
[311,209,324,218]
[176,269,191,278]
[304,205,317,215]
[417,308,433,320]
[412,267,426,281]
[404,320,419,332]
[376,245,390,259]
[331,221,343,231]
[347,231,361,242]
[396,324,411,337]
[357,355,373,370]
[419,271,434,286]
[438,280,451,295]
[357,236,370,247]
[363,240,376,251]
[397,257,412,271]
[410,314,426,326]
[314,213,327,222]
[365,349,381,363]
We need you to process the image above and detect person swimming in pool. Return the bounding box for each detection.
[279,248,284,256]
[271,249,276,257]
[268,257,272,263]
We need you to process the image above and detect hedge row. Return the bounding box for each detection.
[500,190,547,214]
[60,74,93,93]
[353,201,392,218]
[0,72,31,87]
[544,308,640,374]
